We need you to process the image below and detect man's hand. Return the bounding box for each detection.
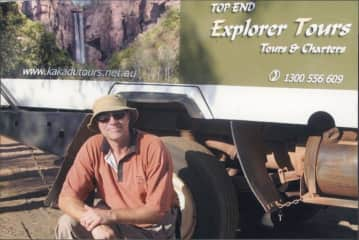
[91,224,118,240]
[80,205,113,231]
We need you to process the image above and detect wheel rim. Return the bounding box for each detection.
[173,173,196,240]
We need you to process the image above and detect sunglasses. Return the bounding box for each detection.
[96,111,127,123]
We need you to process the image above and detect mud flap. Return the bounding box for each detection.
[230,121,283,213]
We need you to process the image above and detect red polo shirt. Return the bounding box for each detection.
[59,130,176,221]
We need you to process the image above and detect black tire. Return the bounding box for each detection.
[162,136,239,239]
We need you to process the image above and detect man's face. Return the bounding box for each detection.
[97,111,130,142]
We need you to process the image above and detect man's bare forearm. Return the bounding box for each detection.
[58,195,86,221]
[109,205,164,225]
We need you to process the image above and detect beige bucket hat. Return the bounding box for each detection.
[87,94,139,132]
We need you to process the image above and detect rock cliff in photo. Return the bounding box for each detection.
[19,0,171,67]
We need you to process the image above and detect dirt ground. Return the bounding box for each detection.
[0,135,61,239]
[0,135,357,239]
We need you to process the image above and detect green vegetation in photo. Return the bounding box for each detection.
[0,2,23,77]
[0,2,73,78]
[108,6,179,83]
